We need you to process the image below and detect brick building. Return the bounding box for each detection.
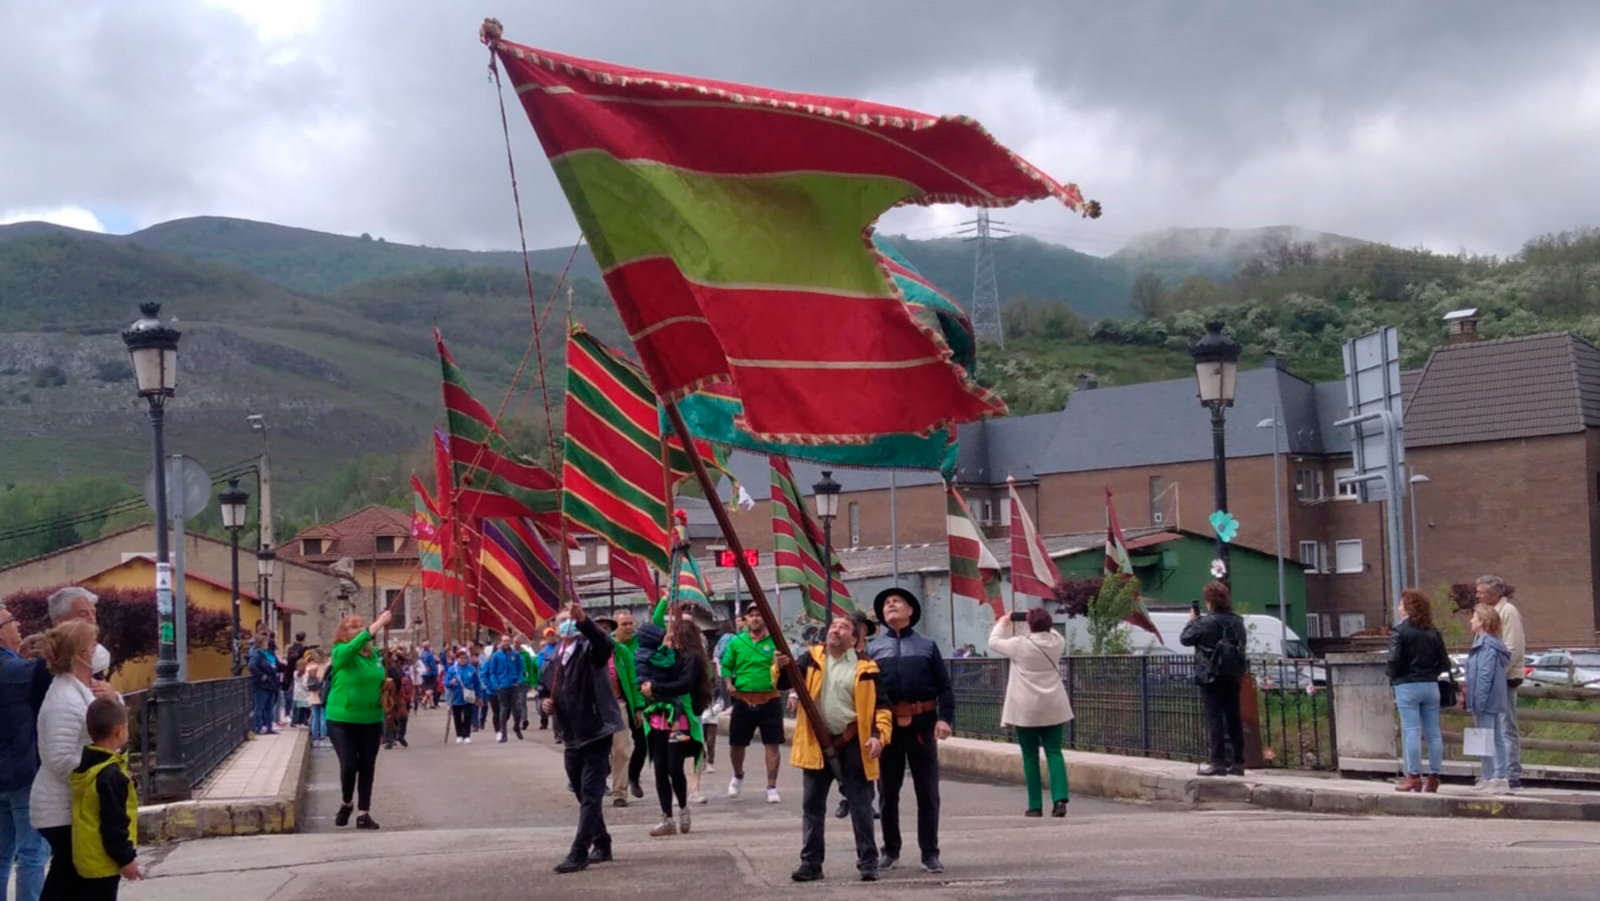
[719,324,1600,650]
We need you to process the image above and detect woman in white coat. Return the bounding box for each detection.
[31,620,99,900]
[989,607,1073,817]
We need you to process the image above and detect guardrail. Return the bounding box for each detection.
[1437,684,1600,767]
[123,676,252,800]
[949,656,1335,770]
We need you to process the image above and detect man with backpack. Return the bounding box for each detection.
[1180,581,1249,776]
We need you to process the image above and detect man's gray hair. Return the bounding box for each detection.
[1476,575,1508,600]
[47,586,99,623]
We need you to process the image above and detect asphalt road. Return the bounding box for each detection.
[124,707,1600,901]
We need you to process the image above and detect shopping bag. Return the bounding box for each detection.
[1463,726,1494,757]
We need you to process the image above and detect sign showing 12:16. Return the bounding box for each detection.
[717,549,760,568]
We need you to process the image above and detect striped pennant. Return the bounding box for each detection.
[475,518,561,637]
[436,330,561,537]
[412,476,464,597]
[770,457,853,620]
[1008,477,1062,598]
[1105,488,1162,641]
[561,322,728,574]
[669,548,714,611]
[488,36,1097,444]
[947,484,1002,615]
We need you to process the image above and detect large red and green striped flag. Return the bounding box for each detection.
[412,476,465,596]
[485,30,1096,443]
[770,457,853,620]
[947,484,1003,615]
[436,331,562,537]
[610,547,661,605]
[668,548,714,611]
[1008,477,1061,598]
[475,517,561,636]
[561,323,727,574]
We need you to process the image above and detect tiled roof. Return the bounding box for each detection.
[1405,333,1600,448]
[279,504,415,562]
[0,521,352,582]
[84,556,306,614]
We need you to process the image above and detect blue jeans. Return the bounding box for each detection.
[1500,691,1523,781]
[1,784,49,901]
[310,705,327,742]
[1394,681,1443,776]
[1474,711,1509,780]
[253,688,278,733]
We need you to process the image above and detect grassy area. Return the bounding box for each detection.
[977,337,1196,415]
[1439,698,1600,769]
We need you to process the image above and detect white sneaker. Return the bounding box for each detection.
[728,776,743,798]
[497,732,506,743]
[464,737,473,744]
[766,787,781,804]
[689,792,707,805]
[706,763,716,774]
[455,737,463,744]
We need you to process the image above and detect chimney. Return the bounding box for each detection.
[1263,354,1286,371]
[1075,373,1098,391]
[1443,308,1480,344]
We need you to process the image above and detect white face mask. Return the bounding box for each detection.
[91,643,111,675]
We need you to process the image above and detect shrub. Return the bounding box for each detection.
[3,584,235,677]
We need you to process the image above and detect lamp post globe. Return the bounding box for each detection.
[122,303,187,799]
[812,471,842,630]
[1191,322,1241,585]
[220,478,250,675]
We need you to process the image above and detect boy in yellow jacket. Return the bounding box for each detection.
[780,612,893,884]
[71,697,141,899]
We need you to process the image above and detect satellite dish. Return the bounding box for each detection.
[143,455,213,519]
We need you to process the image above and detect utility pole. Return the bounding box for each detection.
[248,414,275,633]
[957,210,1008,348]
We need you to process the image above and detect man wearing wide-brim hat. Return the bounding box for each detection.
[866,587,954,874]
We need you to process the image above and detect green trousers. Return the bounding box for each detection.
[1015,724,1069,810]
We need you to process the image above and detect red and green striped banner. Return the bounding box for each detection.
[771,457,853,620]
[436,330,561,537]
[475,517,561,637]
[669,548,714,611]
[412,477,465,597]
[487,35,1095,445]
[562,323,728,574]
[947,484,1003,615]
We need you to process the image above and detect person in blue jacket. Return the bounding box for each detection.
[445,650,485,744]
[248,634,281,735]
[1464,603,1514,794]
[485,635,527,743]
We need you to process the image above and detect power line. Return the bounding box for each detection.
[0,458,260,544]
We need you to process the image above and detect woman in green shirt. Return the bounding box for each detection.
[326,608,394,829]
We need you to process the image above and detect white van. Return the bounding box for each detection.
[1059,611,1310,658]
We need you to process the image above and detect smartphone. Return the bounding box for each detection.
[1009,611,1028,622]
[1189,600,1201,616]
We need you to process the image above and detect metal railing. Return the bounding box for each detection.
[949,655,1335,770]
[123,676,252,800]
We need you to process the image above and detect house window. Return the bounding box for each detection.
[302,538,323,556]
[595,544,610,565]
[375,535,397,554]
[1333,467,1359,500]
[1148,476,1164,524]
[1334,540,1364,574]
[384,588,406,623]
[1294,468,1324,502]
[1305,616,1321,638]
[978,499,993,525]
[1298,540,1321,572]
[848,503,860,547]
[1338,613,1367,637]
[568,546,587,567]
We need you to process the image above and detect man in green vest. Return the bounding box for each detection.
[723,602,784,804]
[70,698,141,895]
[605,609,648,805]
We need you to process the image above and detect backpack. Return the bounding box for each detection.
[1212,618,1249,680]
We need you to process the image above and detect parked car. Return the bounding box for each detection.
[1524,650,1600,691]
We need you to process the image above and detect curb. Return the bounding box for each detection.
[138,728,311,844]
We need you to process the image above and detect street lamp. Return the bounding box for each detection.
[122,302,186,800]
[812,470,842,630]
[257,545,277,641]
[1191,321,1241,585]
[1408,471,1431,588]
[220,478,250,676]
[1257,414,1288,650]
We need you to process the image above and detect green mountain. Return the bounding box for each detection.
[887,233,1134,320]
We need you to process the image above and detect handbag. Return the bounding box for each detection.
[1463,726,1494,757]
[1437,678,1459,708]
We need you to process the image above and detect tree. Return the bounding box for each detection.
[2,585,233,677]
[1129,271,1167,319]
[1088,573,1140,654]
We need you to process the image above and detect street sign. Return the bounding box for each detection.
[1341,327,1404,502]
[143,454,213,519]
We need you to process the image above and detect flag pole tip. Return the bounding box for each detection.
[479,18,504,44]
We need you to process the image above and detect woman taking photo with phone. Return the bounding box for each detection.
[987,607,1073,817]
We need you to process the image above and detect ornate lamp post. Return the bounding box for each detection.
[257,545,277,641]
[122,302,186,799]
[812,471,842,631]
[1191,322,1240,585]
[219,479,250,675]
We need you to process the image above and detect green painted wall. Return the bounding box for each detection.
[1056,532,1306,636]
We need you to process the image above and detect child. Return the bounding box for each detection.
[293,656,312,728]
[304,650,328,749]
[70,698,142,899]
[633,623,693,742]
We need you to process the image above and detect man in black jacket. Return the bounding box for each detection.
[1179,582,1249,776]
[536,602,623,874]
[867,588,954,874]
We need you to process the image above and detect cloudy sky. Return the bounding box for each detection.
[4,0,1598,257]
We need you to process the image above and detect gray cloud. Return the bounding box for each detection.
[4,0,1599,258]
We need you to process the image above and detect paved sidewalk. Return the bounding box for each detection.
[138,727,310,843]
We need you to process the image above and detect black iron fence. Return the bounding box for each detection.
[124,676,252,799]
[949,655,1335,770]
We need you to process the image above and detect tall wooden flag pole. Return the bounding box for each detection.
[664,400,840,774]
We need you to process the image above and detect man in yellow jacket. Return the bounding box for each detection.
[780,612,893,884]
